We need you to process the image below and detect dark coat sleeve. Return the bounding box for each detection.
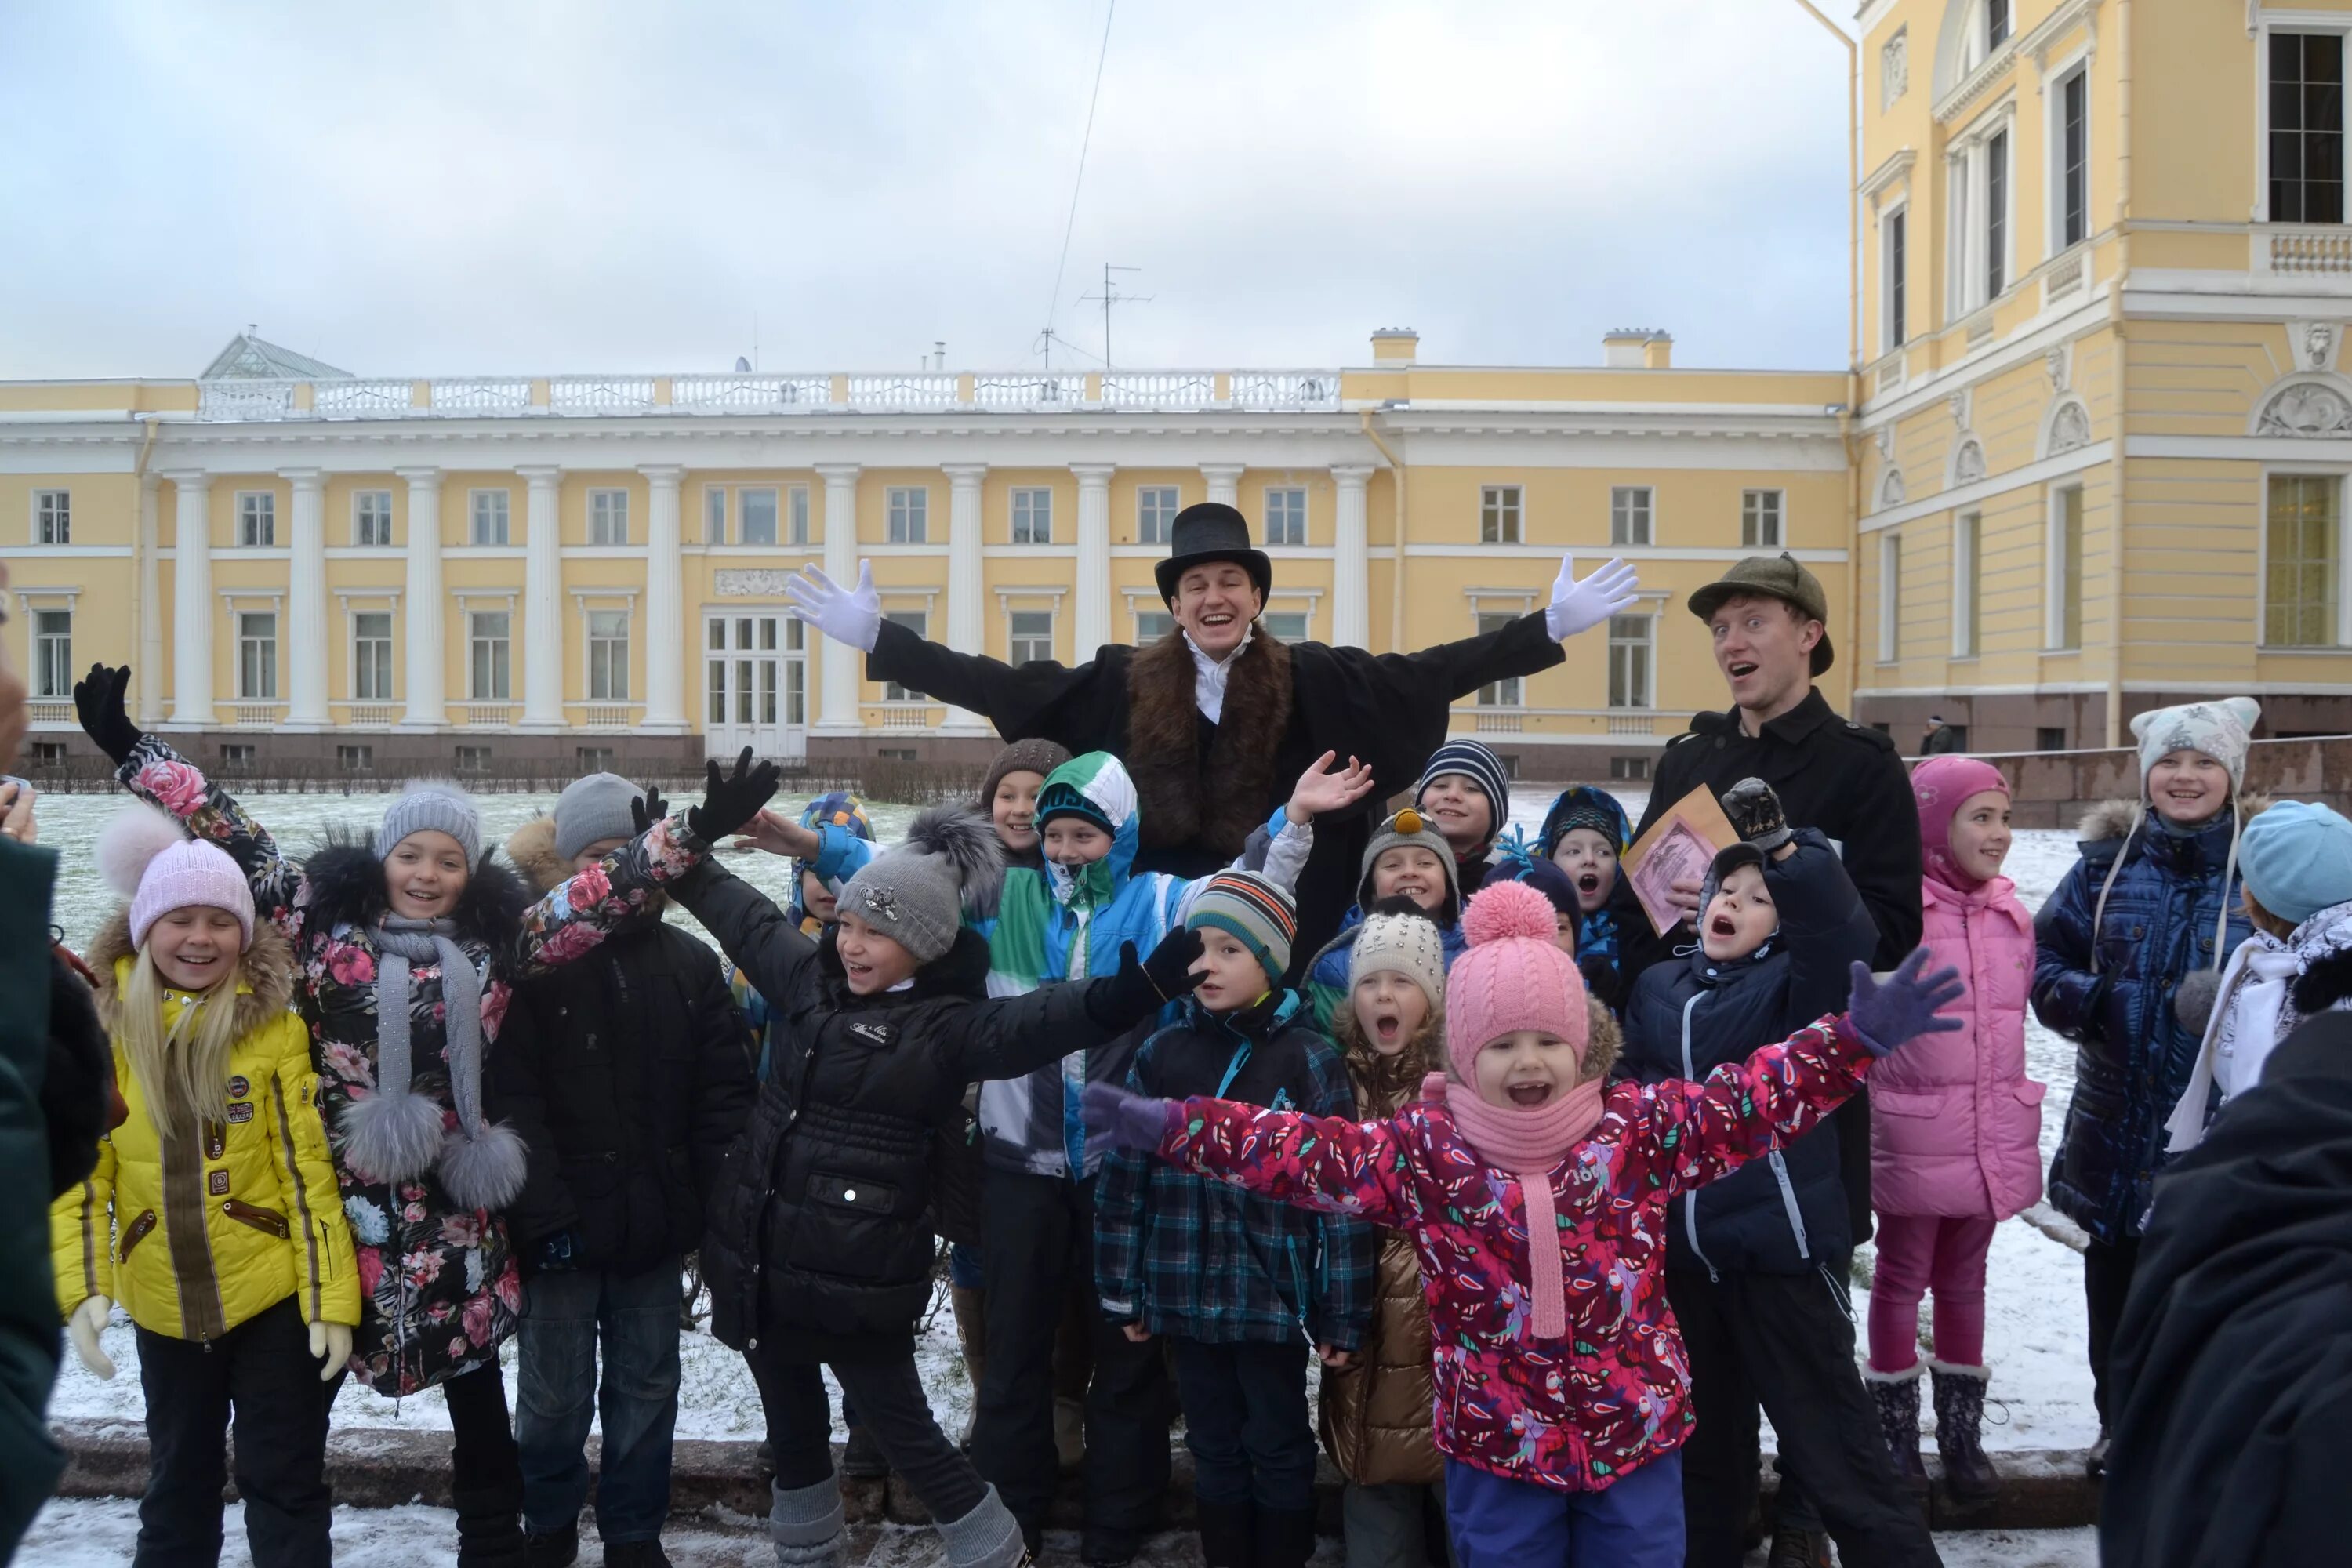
[485,981,575,1249]
[865,616,1130,753]
[2034,855,2111,1042]
[0,840,66,1553]
[1767,832,1878,1028]
[942,972,1168,1086]
[1842,740,1926,970]
[666,858,826,1011]
[683,934,755,1203]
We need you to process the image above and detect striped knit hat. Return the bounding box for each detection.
[1415,741,1512,847]
[1186,870,1298,988]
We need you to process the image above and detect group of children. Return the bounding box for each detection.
[45,656,2349,1568]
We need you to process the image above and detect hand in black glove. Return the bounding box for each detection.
[1094,927,1208,1027]
[73,663,144,767]
[687,748,780,844]
[628,787,673,837]
[1719,776,1793,855]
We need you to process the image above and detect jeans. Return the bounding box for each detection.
[2084,1234,2142,1425]
[516,1258,682,1544]
[749,1342,988,1526]
[1867,1212,1997,1371]
[1443,1454,1681,1568]
[1167,1338,1316,1512]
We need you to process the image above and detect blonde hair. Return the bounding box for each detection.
[120,946,239,1144]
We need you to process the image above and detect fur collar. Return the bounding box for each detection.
[299,826,532,946]
[503,814,668,916]
[1124,622,1294,858]
[1334,1002,1445,1114]
[2078,794,2272,844]
[85,909,295,1039]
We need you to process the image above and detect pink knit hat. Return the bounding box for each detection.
[1444,880,1590,1077]
[1911,754,2009,891]
[100,804,256,949]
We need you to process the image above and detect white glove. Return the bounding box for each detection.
[67,1295,114,1381]
[1545,554,1641,641]
[308,1319,354,1383]
[783,561,881,653]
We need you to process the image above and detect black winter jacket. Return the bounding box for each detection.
[1617,833,1878,1275]
[491,817,755,1275]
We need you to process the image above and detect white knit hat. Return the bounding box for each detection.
[100,804,255,949]
[1348,909,1447,1011]
[2130,698,2261,790]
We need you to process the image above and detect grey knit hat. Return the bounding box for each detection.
[1358,808,1463,913]
[980,738,1073,811]
[376,779,484,869]
[554,771,645,861]
[836,806,1004,964]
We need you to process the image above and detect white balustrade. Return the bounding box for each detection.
[974,372,1086,408]
[2266,227,2352,274]
[312,379,416,418]
[1098,372,1217,410]
[430,378,534,416]
[550,376,655,413]
[846,372,960,409]
[672,374,832,413]
[198,380,297,420]
[1228,372,1339,410]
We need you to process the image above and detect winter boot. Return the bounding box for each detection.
[1196,1496,1256,1568]
[521,1522,579,1568]
[768,1475,847,1568]
[1932,1360,2001,1507]
[1766,1525,1832,1568]
[602,1542,672,1568]
[1252,1504,1319,1568]
[952,1283,988,1448]
[840,1421,890,1479]
[452,1480,529,1567]
[1864,1361,1929,1497]
[935,1483,1027,1568]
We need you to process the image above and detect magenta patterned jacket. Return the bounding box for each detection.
[1150,1014,1878,1493]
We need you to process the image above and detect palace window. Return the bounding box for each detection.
[1138,486,1180,544]
[588,610,630,699]
[1883,207,1907,351]
[238,492,276,546]
[883,611,927,700]
[589,488,629,546]
[1012,488,1054,544]
[34,489,68,545]
[2049,487,2085,650]
[354,612,394,700]
[887,487,928,543]
[1265,610,1309,641]
[1009,610,1052,666]
[1985,129,2009,298]
[238,612,278,699]
[576,747,615,771]
[1953,513,1981,658]
[1481,485,1522,544]
[788,487,810,544]
[1878,533,1902,663]
[470,490,510,546]
[337,744,374,772]
[1265,487,1307,546]
[1608,615,1653,710]
[739,488,779,546]
[1475,612,1523,706]
[355,490,393,547]
[2271,33,2346,224]
[2055,67,2089,249]
[455,746,492,775]
[470,611,510,699]
[1610,756,1651,783]
[1135,609,1174,641]
[1742,490,1784,549]
[2266,474,2339,646]
[703,488,728,545]
[1611,486,1653,546]
[31,609,70,699]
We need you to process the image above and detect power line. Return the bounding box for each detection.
[1036,0,1116,363]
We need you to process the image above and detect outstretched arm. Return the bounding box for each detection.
[1082,1081,1414,1231]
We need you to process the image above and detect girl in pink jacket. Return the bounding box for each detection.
[1864,755,2045,1506]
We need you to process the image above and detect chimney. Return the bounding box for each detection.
[1603,328,1671,368]
[1371,327,1419,365]
[1643,332,1674,369]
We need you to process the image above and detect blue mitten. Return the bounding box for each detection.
[1081,1081,1175,1154]
[1846,949,1966,1056]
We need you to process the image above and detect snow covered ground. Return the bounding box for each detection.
[34,782,2100,1454]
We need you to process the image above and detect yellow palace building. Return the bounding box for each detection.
[7,0,2352,781]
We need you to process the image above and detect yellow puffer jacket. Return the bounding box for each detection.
[51,914,358,1341]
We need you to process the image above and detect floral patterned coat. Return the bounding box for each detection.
[1148,1014,1877,1493]
[118,736,575,1396]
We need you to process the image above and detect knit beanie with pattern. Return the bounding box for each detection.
[101,804,256,949]
[554,772,645,862]
[1414,741,1512,847]
[1443,880,1590,1082]
[1358,808,1462,916]
[2130,697,2261,791]
[1187,870,1298,989]
[980,739,1073,811]
[376,779,485,869]
[1348,909,1446,1009]
[837,806,1003,965]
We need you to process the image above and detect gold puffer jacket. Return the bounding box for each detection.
[51,913,358,1341]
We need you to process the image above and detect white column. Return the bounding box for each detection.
[641,465,687,731]
[940,463,989,734]
[283,468,329,728]
[814,463,864,733]
[136,473,164,724]
[164,471,213,728]
[1200,463,1244,508]
[1330,463,1373,650]
[397,467,445,728]
[517,465,564,729]
[1072,463,1115,655]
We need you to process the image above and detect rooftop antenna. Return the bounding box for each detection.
[935,340,947,372]
[1080,263,1149,369]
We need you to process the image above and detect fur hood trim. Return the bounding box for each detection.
[503,813,668,916]
[85,909,295,1039]
[300,826,533,945]
[2078,794,2272,844]
[1123,622,1294,860]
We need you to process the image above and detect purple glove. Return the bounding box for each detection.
[1081,1081,1176,1155]
[1846,949,1966,1056]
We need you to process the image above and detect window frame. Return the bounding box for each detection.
[237,611,278,699]
[1882,200,1909,354]
[703,485,728,546]
[881,609,929,699]
[587,487,630,546]
[1740,489,1784,549]
[1137,486,1181,545]
[33,488,69,546]
[1610,485,1653,547]
[1263,609,1311,642]
[1479,484,1523,544]
[1011,486,1054,545]
[354,489,394,548]
[1944,104,2018,321]
[1007,608,1054,666]
[587,608,631,700]
[1985,125,2010,299]
[1472,609,1527,706]
[237,490,277,548]
[1264,486,1308,546]
[788,485,811,545]
[2046,485,2086,652]
[1134,608,1176,641]
[352,610,395,700]
[1952,511,1982,658]
[468,609,513,700]
[2046,59,2091,255]
[739,487,779,546]
[1606,612,1654,710]
[2260,467,2349,648]
[887,486,929,544]
[31,608,71,699]
[1878,532,1903,664]
[2261,27,2350,226]
[469,488,511,546]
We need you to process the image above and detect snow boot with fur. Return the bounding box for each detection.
[1932,1360,2000,1507]
[1865,1360,1929,1497]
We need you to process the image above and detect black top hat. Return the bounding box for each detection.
[1155,503,1272,606]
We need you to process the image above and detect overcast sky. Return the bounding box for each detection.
[0,2,1856,381]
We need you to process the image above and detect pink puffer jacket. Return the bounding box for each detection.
[1869,875,2045,1219]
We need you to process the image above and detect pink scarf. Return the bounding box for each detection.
[1421,1070,1606,1340]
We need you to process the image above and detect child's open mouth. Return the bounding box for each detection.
[1709,914,1737,938]
[1507,1083,1553,1107]
[1370,1010,1402,1045]
[1577,873,1601,895]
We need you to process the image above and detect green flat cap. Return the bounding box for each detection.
[1686,552,1835,676]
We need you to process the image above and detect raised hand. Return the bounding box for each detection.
[628,787,673,837]
[783,561,882,652]
[1287,751,1377,826]
[1098,927,1210,1025]
[687,748,782,844]
[732,807,820,859]
[1080,1080,1175,1154]
[1846,949,1967,1055]
[1545,555,1640,641]
[1720,777,1794,855]
[72,662,144,766]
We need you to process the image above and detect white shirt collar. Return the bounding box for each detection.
[1185,623,1254,724]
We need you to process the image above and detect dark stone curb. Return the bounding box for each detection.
[49,1418,2098,1534]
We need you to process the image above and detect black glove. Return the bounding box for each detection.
[1093,927,1207,1027]
[628,787,673,837]
[73,663,144,767]
[1719,776,1793,853]
[687,748,780,844]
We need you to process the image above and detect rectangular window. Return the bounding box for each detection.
[1008,610,1053,665]
[1265,611,1309,641]
[1138,486,1180,544]
[2272,33,2346,224]
[31,609,70,699]
[1885,208,1907,350]
[1610,486,1653,546]
[470,490,510,546]
[788,486,810,545]
[1136,609,1175,641]
[336,744,374,772]
[1011,488,1054,544]
[238,612,278,699]
[1741,490,1784,549]
[2059,68,2088,248]
[703,487,727,545]
[1265,487,1308,546]
[217,743,255,768]
[2267,473,2339,646]
[1878,533,1902,663]
[1610,755,1652,783]
[589,489,629,546]
[576,746,615,771]
[739,488,778,546]
[1480,485,1522,544]
[454,745,492,775]
[1947,151,1972,318]
[34,489,68,545]
[2037,726,2067,752]
[883,611,927,699]
[238,492,276,547]
[1986,129,2009,299]
[2051,487,2085,649]
[354,490,393,547]
[1607,614,1653,709]
[354,612,394,700]
[470,611,511,699]
[1953,513,1981,657]
[887,487,928,543]
[588,610,630,699]
[1987,0,2009,49]
[1475,612,1523,705]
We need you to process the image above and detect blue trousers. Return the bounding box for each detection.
[516,1258,682,1544]
[1444,1452,1683,1568]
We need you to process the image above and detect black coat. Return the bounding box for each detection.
[1617,833,1879,1275]
[2100,1009,2352,1568]
[864,613,1565,965]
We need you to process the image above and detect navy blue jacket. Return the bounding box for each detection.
[2033,801,2252,1246]
[1617,832,1879,1276]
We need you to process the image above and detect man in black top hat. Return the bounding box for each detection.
[786,501,1637,960]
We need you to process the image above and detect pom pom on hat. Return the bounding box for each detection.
[1461,877,1558,946]
[1446,880,1588,1082]
[99,803,192,900]
[100,804,256,950]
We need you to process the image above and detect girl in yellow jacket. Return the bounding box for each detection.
[53,807,358,1568]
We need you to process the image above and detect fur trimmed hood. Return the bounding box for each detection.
[503,813,668,916]
[299,826,532,944]
[2078,794,2272,843]
[85,909,295,1039]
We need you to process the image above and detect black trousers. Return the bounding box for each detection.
[2083,1235,2141,1426]
[971,1167,1170,1537]
[1667,1269,1939,1568]
[750,1341,988,1526]
[1168,1338,1316,1512]
[135,1296,332,1568]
